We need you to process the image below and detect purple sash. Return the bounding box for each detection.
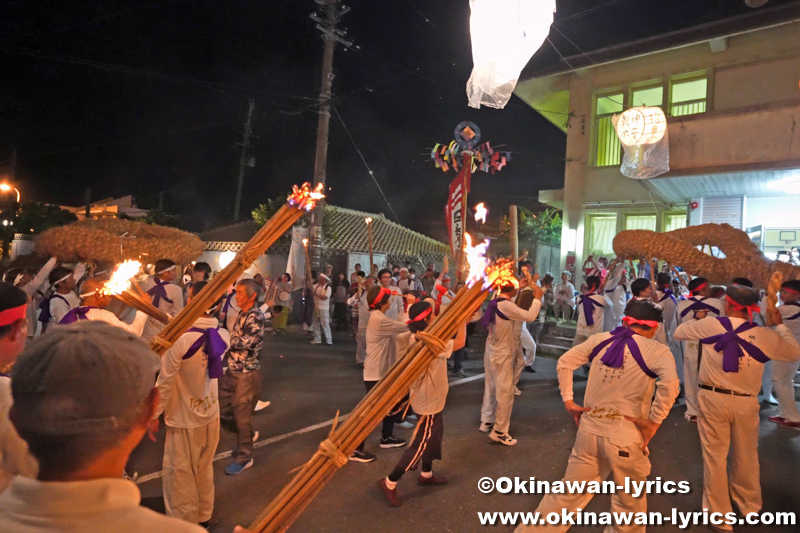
[783,301,800,321]
[222,292,235,316]
[147,277,174,307]
[700,317,769,373]
[579,294,604,326]
[659,289,677,305]
[182,327,226,379]
[59,306,97,325]
[680,297,719,318]
[588,327,657,378]
[38,294,68,323]
[480,298,510,329]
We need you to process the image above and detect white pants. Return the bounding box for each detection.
[481,352,515,435]
[683,340,701,418]
[697,389,761,527]
[163,420,220,523]
[760,360,774,400]
[772,359,800,422]
[518,431,650,533]
[313,307,332,343]
[355,328,367,364]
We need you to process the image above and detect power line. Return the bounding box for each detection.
[332,105,401,224]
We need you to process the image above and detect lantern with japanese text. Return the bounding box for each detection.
[613,106,670,179]
[466,0,556,110]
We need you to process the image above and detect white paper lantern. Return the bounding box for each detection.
[615,107,667,146]
[219,250,236,269]
[466,0,556,110]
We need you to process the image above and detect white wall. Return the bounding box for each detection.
[745,196,800,229]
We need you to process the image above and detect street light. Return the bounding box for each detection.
[0,183,20,203]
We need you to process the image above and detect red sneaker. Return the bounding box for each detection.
[378,479,402,507]
[777,419,800,429]
[768,416,787,424]
[418,473,448,486]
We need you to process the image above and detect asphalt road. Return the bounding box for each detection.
[132,326,800,532]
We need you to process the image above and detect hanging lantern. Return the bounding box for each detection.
[466,0,556,110]
[612,106,670,180]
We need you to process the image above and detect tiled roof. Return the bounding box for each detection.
[198,206,450,261]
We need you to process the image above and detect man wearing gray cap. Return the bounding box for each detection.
[0,321,204,532]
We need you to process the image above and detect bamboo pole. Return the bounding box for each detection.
[113,290,170,323]
[150,184,323,354]
[248,269,501,532]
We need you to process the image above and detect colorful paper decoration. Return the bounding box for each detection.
[430,140,512,174]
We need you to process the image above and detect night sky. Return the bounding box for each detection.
[0,0,789,241]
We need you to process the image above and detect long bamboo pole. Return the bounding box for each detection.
[247,273,497,532]
[150,184,323,354]
[113,290,170,323]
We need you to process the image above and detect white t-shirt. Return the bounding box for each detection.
[557,330,679,444]
[139,278,184,341]
[48,292,80,325]
[313,283,332,310]
[484,297,541,361]
[410,337,454,415]
[364,311,409,382]
[576,294,612,337]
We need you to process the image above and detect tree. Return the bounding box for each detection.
[15,202,78,234]
[251,195,287,226]
[502,206,562,245]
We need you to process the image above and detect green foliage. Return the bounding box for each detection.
[119,208,183,229]
[502,206,562,245]
[251,195,286,226]
[15,202,78,234]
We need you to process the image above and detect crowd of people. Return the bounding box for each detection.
[0,251,799,532]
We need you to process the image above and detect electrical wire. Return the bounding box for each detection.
[332,105,401,224]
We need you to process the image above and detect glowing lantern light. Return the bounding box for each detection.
[615,107,667,146]
[466,0,556,110]
[219,250,236,269]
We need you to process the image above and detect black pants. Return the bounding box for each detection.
[388,413,443,481]
[357,380,407,450]
[452,347,465,372]
[334,302,348,330]
[219,369,262,464]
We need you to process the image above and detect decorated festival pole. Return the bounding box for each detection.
[365,217,374,276]
[247,246,518,532]
[150,183,324,355]
[458,151,471,280]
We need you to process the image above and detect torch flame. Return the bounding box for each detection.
[464,233,490,288]
[288,182,326,212]
[463,233,518,291]
[474,203,487,224]
[302,238,309,247]
[364,217,372,224]
[100,260,142,296]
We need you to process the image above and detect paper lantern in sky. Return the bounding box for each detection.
[612,106,670,179]
[466,0,556,110]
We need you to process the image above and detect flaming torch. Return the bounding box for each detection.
[364,217,374,276]
[474,202,487,224]
[100,260,170,323]
[150,183,325,354]
[247,232,520,533]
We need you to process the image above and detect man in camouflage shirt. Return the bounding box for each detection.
[219,278,265,475]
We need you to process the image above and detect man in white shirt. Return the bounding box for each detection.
[0,321,204,532]
[677,277,723,423]
[602,261,628,332]
[432,274,456,309]
[518,300,679,533]
[768,279,800,429]
[151,282,230,527]
[673,285,800,527]
[480,280,543,446]
[377,269,404,321]
[655,272,682,386]
[57,277,148,336]
[573,276,612,346]
[0,283,38,494]
[140,259,184,342]
[42,266,82,326]
[553,271,575,323]
[311,273,333,345]
[630,278,667,345]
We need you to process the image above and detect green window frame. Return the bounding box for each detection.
[594,93,624,167]
[670,75,707,117]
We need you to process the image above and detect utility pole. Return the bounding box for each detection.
[308,0,355,271]
[233,98,255,221]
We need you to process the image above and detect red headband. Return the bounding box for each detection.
[623,316,660,329]
[725,295,760,321]
[0,303,27,327]
[406,306,432,325]
[369,286,392,309]
[782,286,800,295]
[690,282,708,296]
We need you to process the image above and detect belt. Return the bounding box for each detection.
[699,384,755,397]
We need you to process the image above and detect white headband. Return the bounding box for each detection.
[55,273,71,286]
[13,273,25,286]
[156,264,176,275]
[80,290,97,299]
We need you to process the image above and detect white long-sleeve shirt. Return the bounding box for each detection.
[484,297,541,362]
[84,308,148,337]
[575,294,612,338]
[364,311,409,381]
[603,265,627,331]
[674,317,800,396]
[655,289,679,343]
[557,331,680,444]
[49,292,80,325]
[677,296,723,324]
[139,278,184,341]
[154,317,230,428]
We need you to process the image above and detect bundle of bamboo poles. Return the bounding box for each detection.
[113,288,170,323]
[150,183,323,354]
[247,271,499,532]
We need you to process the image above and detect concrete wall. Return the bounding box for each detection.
[746,196,800,228]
